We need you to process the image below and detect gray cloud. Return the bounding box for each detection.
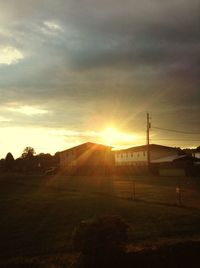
[0,0,199,149]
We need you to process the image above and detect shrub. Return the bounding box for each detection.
[72,215,129,256]
[5,152,15,171]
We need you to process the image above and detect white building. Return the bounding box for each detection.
[192,152,200,159]
[114,144,181,166]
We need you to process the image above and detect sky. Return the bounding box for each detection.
[0,0,200,158]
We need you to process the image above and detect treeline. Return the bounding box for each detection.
[183,146,200,154]
[0,147,59,173]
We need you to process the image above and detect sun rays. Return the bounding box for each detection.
[101,127,139,147]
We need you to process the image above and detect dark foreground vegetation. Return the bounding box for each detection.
[77,240,200,268]
[1,172,200,267]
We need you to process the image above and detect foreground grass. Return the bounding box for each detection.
[1,173,200,266]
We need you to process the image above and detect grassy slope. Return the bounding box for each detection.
[1,173,200,266]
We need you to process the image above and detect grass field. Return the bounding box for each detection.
[1,172,200,267]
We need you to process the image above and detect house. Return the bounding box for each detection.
[59,142,114,175]
[152,154,199,177]
[183,147,200,159]
[192,152,200,159]
[114,144,181,166]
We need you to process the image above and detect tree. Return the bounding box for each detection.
[5,152,15,171]
[0,158,5,171]
[196,146,200,152]
[15,157,24,172]
[21,147,36,159]
[35,153,53,170]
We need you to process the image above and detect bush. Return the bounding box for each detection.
[72,215,129,256]
[5,152,15,171]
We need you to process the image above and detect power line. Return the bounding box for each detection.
[152,126,200,135]
[130,137,199,142]
[154,139,200,142]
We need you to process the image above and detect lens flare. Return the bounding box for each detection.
[101,127,138,146]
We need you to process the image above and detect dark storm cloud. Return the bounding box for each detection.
[0,0,199,147]
[1,0,199,68]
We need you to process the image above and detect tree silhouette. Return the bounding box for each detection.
[196,146,200,152]
[5,152,15,171]
[21,147,36,159]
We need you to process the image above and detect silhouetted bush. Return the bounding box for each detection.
[5,152,15,171]
[72,215,129,256]
[0,158,5,171]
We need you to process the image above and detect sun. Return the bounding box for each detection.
[101,127,118,144]
[101,127,137,146]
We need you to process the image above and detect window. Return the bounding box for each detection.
[143,151,146,156]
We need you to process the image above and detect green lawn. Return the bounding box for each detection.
[1,173,200,267]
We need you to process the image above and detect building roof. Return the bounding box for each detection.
[152,154,198,163]
[151,155,186,163]
[59,142,112,154]
[114,144,180,153]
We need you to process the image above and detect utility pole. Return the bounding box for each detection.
[147,112,151,170]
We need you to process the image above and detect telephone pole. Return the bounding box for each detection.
[147,112,151,169]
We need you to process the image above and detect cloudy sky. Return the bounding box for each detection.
[0,0,200,157]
